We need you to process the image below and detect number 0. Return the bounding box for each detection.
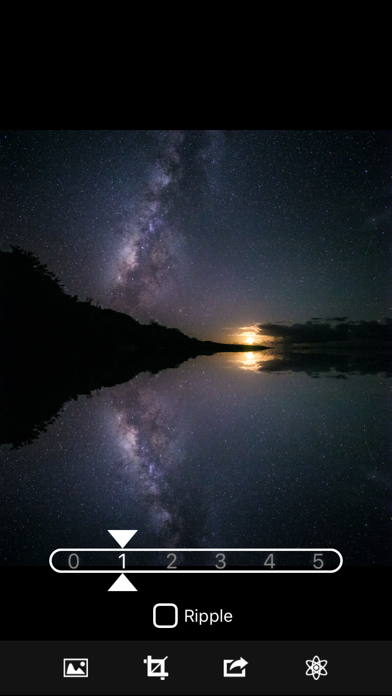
[68,553,79,569]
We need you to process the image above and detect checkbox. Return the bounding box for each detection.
[153,603,178,628]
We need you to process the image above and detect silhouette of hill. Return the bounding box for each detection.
[0,246,267,448]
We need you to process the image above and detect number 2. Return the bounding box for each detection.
[167,553,177,569]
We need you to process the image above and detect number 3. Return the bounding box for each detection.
[215,553,226,569]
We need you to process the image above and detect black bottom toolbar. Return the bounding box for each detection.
[1,641,390,695]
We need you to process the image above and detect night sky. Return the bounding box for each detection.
[1,130,390,343]
[1,131,391,566]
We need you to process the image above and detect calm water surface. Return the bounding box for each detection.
[1,351,390,565]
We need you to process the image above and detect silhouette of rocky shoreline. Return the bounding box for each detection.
[0,246,267,448]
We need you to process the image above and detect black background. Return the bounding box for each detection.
[2,566,390,693]
[3,565,388,640]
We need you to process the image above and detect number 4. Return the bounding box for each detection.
[264,553,275,569]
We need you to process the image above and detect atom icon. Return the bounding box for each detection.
[305,655,328,680]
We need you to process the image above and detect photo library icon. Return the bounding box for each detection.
[305,655,328,680]
[63,659,88,678]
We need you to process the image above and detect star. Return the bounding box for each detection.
[305,655,328,680]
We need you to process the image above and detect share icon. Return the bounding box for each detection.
[223,657,248,677]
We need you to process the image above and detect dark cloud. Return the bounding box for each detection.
[257,318,392,345]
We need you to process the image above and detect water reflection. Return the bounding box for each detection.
[0,351,390,566]
[229,349,282,371]
[109,376,188,547]
[227,347,391,378]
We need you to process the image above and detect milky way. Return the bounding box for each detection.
[109,372,193,548]
[1,130,390,342]
[110,131,187,320]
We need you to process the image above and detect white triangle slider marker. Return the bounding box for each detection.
[108,530,137,548]
[108,573,137,592]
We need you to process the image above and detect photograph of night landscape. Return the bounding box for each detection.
[0,130,390,693]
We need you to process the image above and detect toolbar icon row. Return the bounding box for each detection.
[62,655,328,681]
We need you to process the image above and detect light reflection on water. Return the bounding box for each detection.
[225,349,282,371]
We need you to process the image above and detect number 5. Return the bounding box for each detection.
[313,553,324,569]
